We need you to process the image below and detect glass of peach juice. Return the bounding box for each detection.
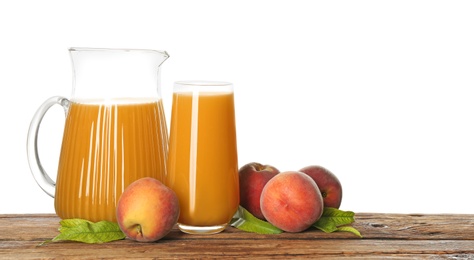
[166,81,240,234]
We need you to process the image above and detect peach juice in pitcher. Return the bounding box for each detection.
[27,48,169,222]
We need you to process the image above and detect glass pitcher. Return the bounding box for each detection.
[27,48,169,222]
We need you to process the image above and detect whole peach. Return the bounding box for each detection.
[299,165,343,209]
[260,171,323,232]
[116,177,180,242]
[239,162,279,220]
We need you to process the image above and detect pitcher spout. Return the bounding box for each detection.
[154,49,169,67]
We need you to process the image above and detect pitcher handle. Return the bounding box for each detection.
[27,96,70,198]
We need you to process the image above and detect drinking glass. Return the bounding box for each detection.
[166,81,239,234]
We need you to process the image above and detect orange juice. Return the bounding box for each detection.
[166,91,239,229]
[55,99,168,222]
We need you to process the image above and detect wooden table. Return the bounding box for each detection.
[1,213,473,259]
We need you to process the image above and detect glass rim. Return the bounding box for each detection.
[69,47,169,57]
[174,80,232,87]
[173,81,233,93]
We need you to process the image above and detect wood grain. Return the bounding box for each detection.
[1,213,473,259]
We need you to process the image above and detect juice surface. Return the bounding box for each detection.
[167,92,239,226]
[55,99,168,222]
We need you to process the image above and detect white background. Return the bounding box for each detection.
[1,0,473,214]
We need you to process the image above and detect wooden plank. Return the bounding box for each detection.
[1,213,474,258]
[1,240,474,259]
[353,213,474,240]
[2,213,473,241]
[0,214,59,241]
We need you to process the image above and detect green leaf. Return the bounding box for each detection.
[43,219,126,244]
[312,216,338,233]
[231,206,283,234]
[57,218,90,232]
[319,207,355,226]
[313,207,362,237]
[230,206,362,237]
[336,226,363,238]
